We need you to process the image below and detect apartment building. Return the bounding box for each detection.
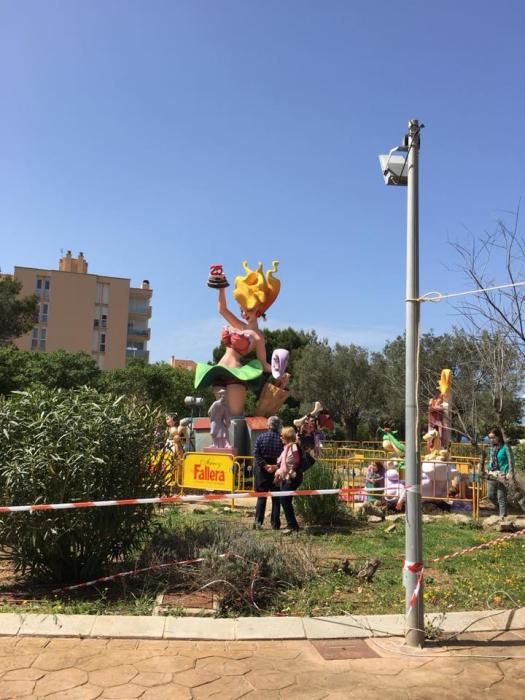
[12,251,152,369]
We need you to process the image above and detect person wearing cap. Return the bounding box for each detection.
[252,416,283,530]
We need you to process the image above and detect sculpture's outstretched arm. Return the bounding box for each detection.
[218,288,245,329]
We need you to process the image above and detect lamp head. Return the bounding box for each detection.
[184,396,204,407]
[378,151,408,186]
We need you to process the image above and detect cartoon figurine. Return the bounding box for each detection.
[194,261,287,415]
[294,401,333,456]
[208,388,232,449]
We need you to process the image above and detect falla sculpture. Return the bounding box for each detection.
[194,261,289,417]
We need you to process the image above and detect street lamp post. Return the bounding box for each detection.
[379,119,424,647]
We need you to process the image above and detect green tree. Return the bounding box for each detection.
[99,360,202,415]
[0,277,38,346]
[0,346,32,395]
[35,350,100,389]
[292,341,381,439]
[375,330,523,442]
[0,347,99,395]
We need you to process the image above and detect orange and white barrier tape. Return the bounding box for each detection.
[0,488,367,514]
[52,555,213,592]
[404,561,424,612]
[428,527,525,563]
[404,527,525,612]
[52,552,260,605]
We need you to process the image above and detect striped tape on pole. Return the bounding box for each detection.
[403,528,525,612]
[404,561,424,613]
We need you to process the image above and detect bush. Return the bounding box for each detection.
[140,513,317,614]
[295,461,346,525]
[512,444,525,471]
[0,387,164,582]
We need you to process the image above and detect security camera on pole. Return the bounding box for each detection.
[379,119,425,647]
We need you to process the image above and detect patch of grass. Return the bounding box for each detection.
[0,592,157,616]
[270,518,525,616]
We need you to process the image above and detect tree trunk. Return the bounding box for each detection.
[343,413,359,441]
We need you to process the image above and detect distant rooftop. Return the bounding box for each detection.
[170,357,196,371]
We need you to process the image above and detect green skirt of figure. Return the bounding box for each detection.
[194,359,263,389]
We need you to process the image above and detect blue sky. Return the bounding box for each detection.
[2,1,524,363]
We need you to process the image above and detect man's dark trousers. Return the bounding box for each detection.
[254,464,281,529]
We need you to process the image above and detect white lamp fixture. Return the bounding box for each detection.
[378,147,409,186]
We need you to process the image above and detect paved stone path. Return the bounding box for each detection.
[0,631,524,699]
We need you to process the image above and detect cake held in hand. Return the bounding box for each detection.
[207,264,229,288]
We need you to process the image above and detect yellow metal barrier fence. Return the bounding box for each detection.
[152,443,484,519]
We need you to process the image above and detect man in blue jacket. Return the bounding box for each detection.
[253,416,283,530]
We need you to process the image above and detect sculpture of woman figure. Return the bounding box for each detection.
[194,261,285,415]
[208,388,232,449]
[427,369,452,450]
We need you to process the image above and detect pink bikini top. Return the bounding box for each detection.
[220,327,254,355]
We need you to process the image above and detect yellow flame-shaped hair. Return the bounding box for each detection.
[438,368,452,395]
[233,260,281,316]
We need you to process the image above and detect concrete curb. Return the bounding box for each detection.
[0,608,523,640]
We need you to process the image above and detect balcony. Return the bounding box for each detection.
[127,325,150,339]
[126,348,149,361]
[128,304,152,318]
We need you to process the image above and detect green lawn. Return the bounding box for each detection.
[269,518,524,616]
[0,508,523,617]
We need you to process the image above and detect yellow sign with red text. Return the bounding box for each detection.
[182,452,235,491]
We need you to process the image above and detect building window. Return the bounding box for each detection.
[36,277,50,299]
[39,303,49,324]
[96,283,110,305]
[32,328,46,350]
[94,305,108,329]
[99,333,106,353]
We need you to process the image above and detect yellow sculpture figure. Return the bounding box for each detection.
[427,368,452,452]
[194,261,287,416]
